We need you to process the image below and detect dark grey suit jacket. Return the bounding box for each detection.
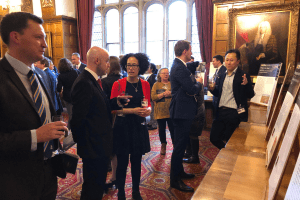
[78,63,87,73]
[70,70,119,159]
[212,65,227,109]
[0,57,58,199]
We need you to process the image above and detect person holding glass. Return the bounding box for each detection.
[151,68,174,155]
[110,53,151,200]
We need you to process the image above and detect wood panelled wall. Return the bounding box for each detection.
[43,16,78,67]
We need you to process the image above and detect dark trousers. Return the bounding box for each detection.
[37,159,58,200]
[186,138,199,158]
[210,108,240,149]
[170,119,193,182]
[81,157,109,200]
[157,118,174,144]
[116,154,142,196]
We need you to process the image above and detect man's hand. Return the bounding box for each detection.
[117,95,133,106]
[36,121,68,143]
[241,74,248,85]
[195,76,203,84]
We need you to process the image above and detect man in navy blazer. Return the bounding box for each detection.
[211,55,227,113]
[72,52,87,73]
[36,57,62,114]
[70,47,124,200]
[169,40,203,192]
[0,12,67,200]
[209,49,255,149]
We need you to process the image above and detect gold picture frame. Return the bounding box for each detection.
[229,2,300,79]
[45,31,52,59]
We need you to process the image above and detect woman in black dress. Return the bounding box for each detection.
[110,53,151,200]
[57,58,79,129]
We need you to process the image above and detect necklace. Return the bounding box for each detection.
[130,81,139,92]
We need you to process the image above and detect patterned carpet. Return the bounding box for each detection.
[56,116,219,200]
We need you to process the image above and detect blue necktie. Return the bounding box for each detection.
[28,70,53,159]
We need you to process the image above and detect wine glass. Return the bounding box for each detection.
[141,97,148,125]
[52,115,68,137]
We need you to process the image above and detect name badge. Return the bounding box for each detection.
[237,105,245,114]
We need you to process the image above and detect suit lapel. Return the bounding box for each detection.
[2,58,38,113]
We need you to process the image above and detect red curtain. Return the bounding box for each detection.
[195,0,213,82]
[76,0,95,63]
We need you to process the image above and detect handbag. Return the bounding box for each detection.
[51,142,79,178]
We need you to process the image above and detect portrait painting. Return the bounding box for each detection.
[229,3,300,77]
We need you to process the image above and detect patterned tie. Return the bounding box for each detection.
[28,70,53,159]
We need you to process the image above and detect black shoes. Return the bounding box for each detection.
[180,172,195,179]
[132,191,143,200]
[170,179,194,192]
[183,156,200,164]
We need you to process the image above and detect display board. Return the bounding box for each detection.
[251,63,281,106]
[266,65,300,167]
[266,63,292,128]
[268,91,300,199]
[285,152,300,200]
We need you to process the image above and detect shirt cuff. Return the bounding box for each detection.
[31,130,37,151]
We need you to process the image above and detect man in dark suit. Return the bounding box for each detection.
[211,55,227,114]
[169,40,203,192]
[70,46,124,200]
[0,12,67,200]
[72,52,87,73]
[209,49,255,149]
[36,57,62,114]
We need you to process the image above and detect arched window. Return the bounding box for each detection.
[95,0,101,6]
[168,1,186,68]
[91,11,102,48]
[146,4,163,66]
[192,3,201,62]
[123,7,139,54]
[105,0,119,4]
[106,9,120,56]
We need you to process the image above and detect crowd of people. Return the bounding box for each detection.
[0,12,255,200]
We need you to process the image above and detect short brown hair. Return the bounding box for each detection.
[174,40,190,57]
[40,57,50,68]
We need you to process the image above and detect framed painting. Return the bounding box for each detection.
[229,3,300,77]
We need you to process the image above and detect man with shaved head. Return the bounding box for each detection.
[70,47,127,199]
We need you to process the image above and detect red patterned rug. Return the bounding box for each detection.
[57,114,219,199]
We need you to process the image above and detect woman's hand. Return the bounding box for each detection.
[164,90,171,97]
[133,107,151,117]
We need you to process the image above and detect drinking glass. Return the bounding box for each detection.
[52,115,68,137]
[141,97,148,125]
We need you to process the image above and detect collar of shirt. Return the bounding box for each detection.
[77,61,81,69]
[176,57,187,67]
[225,66,238,77]
[5,52,33,75]
[85,67,99,81]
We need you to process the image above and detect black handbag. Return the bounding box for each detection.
[51,142,79,179]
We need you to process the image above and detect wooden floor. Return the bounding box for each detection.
[192,122,270,200]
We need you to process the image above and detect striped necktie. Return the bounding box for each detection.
[97,78,103,90]
[28,70,53,159]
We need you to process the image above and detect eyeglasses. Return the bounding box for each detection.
[160,73,169,75]
[126,64,139,69]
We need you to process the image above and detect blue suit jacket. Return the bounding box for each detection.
[169,58,202,120]
[212,65,227,109]
[44,68,61,112]
[211,67,255,122]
